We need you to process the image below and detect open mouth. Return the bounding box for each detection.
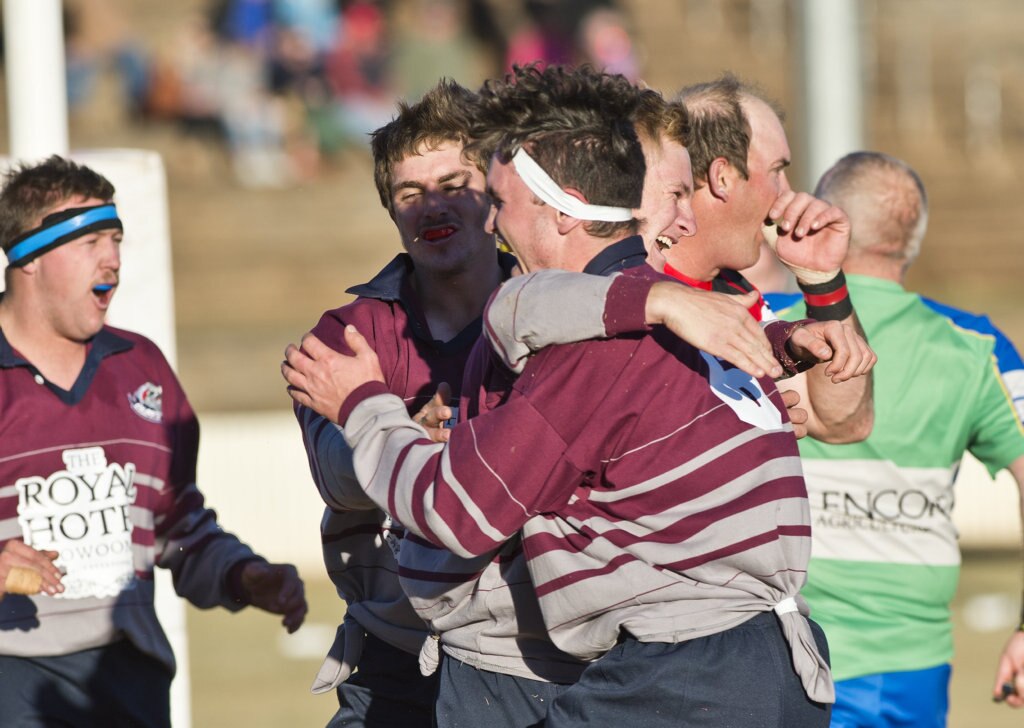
[92,283,116,307]
[655,234,677,251]
[421,225,457,242]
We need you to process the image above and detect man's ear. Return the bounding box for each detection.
[555,210,585,235]
[555,187,588,234]
[708,157,734,202]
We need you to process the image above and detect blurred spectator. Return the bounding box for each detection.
[391,0,486,100]
[323,1,396,147]
[276,0,341,54]
[212,0,276,51]
[504,0,576,70]
[501,0,634,74]
[577,6,638,80]
[65,0,150,118]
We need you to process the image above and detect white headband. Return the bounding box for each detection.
[511,148,633,223]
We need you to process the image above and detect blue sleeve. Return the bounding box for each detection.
[923,298,1024,426]
[763,292,804,320]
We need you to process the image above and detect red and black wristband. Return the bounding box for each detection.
[799,271,853,321]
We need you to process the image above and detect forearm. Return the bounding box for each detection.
[156,487,261,611]
[342,387,579,558]
[1013,459,1024,623]
[992,458,1024,705]
[799,312,874,443]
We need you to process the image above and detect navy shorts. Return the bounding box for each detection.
[546,611,832,728]
[434,652,570,728]
[0,639,172,727]
[328,631,438,728]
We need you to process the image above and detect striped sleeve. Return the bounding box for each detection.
[343,390,584,558]
[484,271,615,374]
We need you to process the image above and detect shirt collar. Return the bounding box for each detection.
[582,235,648,276]
[344,250,518,351]
[0,325,133,369]
[346,251,519,302]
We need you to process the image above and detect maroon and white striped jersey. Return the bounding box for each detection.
[0,326,258,674]
[342,263,834,702]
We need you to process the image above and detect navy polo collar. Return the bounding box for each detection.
[345,250,518,351]
[0,322,134,405]
[346,251,519,301]
[582,235,648,277]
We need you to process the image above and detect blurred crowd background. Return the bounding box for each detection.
[56,0,639,187]
[8,0,1011,413]
[0,0,1021,413]
[2,3,1023,726]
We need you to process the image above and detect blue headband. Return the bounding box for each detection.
[5,204,123,267]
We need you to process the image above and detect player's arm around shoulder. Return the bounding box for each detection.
[484,270,619,373]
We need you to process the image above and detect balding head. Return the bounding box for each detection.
[815,152,928,278]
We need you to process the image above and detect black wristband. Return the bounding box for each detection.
[799,271,854,321]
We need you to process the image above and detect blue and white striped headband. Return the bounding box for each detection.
[511,149,633,223]
[4,203,123,268]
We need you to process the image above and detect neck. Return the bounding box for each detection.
[679,189,727,281]
[533,233,615,275]
[663,242,717,282]
[412,253,504,342]
[0,290,88,389]
[843,256,905,284]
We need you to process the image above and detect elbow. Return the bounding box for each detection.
[431,531,499,559]
[812,402,875,445]
[419,516,503,558]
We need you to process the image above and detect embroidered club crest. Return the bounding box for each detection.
[128,382,163,423]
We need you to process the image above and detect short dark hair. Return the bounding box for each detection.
[469,64,645,239]
[0,155,115,251]
[676,73,783,188]
[632,92,691,150]
[370,79,483,213]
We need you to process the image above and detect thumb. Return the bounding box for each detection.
[435,381,452,406]
[736,290,760,308]
[790,327,832,361]
[343,325,371,355]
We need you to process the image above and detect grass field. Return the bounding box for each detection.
[185,552,1024,727]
